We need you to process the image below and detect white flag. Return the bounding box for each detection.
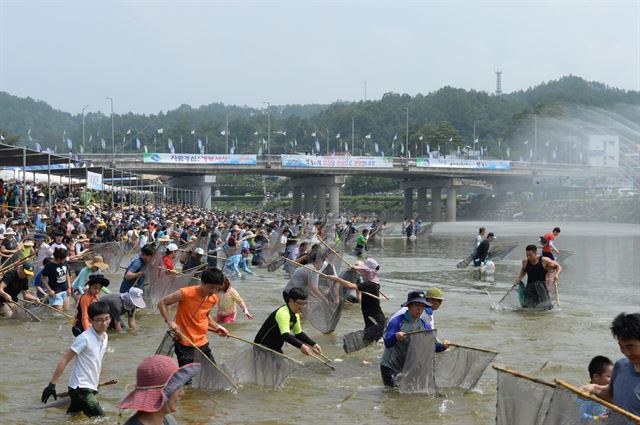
[474,138,479,144]
[344,141,348,151]
[457,146,460,155]
[552,150,557,160]
[523,140,529,145]
[136,138,141,150]
[126,129,131,135]
[101,138,106,149]
[365,133,371,139]
[311,132,316,137]
[448,137,453,142]
[258,146,263,156]
[230,146,235,154]
[315,140,320,152]
[419,135,423,141]
[170,146,175,154]
[254,131,258,136]
[157,128,164,134]
[545,140,550,147]
[0,134,5,141]
[506,147,510,158]
[80,145,84,154]
[335,132,341,139]
[66,138,73,150]
[282,131,287,136]
[89,134,93,143]
[374,142,379,153]
[393,134,397,141]
[28,129,32,141]
[168,138,173,149]
[529,148,533,158]
[400,143,405,154]
[197,139,203,149]
[294,138,298,146]
[262,138,266,145]
[220,130,226,136]
[427,144,431,153]
[144,145,148,153]
[392,141,395,152]
[35,142,42,152]
[480,146,484,156]
[190,129,195,135]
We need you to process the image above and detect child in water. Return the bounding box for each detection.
[216,276,253,324]
[579,356,613,421]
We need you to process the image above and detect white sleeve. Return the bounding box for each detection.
[70,334,88,354]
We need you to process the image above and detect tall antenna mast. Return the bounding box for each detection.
[495,68,503,96]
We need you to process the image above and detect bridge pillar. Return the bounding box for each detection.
[416,187,427,220]
[316,186,327,214]
[303,185,314,213]
[167,175,215,209]
[403,188,414,219]
[328,184,339,216]
[431,187,442,222]
[446,187,457,222]
[292,186,302,213]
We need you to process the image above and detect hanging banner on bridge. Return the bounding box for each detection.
[415,158,511,170]
[281,155,393,168]
[143,153,257,165]
[86,170,104,190]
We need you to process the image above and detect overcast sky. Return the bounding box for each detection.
[1,0,639,115]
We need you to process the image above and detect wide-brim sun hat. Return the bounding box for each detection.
[118,355,200,413]
[352,258,380,283]
[126,287,146,309]
[86,255,109,270]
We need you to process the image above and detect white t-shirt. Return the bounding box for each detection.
[69,327,108,391]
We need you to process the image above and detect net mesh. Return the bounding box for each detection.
[415,222,434,241]
[155,331,176,357]
[191,350,237,391]
[303,263,343,334]
[262,232,286,263]
[488,242,519,261]
[397,331,438,395]
[145,262,202,306]
[496,280,557,311]
[380,224,396,237]
[435,346,497,391]
[224,345,300,389]
[495,368,555,425]
[543,384,638,425]
[89,241,125,272]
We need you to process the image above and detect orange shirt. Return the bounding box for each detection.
[76,292,98,331]
[175,285,218,347]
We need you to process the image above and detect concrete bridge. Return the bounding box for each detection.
[81,153,618,221]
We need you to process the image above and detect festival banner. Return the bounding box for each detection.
[415,158,511,170]
[281,155,393,168]
[86,170,104,190]
[143,153,257,165]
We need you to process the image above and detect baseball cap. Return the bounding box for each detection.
[166,243,178,252]
[424,287,444,300]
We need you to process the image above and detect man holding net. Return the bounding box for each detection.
[514,244,562,309]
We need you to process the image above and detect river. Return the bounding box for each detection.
[1,221,638,424]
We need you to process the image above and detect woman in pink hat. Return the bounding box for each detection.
[119,355,200,425]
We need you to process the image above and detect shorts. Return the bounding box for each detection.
[48,291,68,306]
[216,311,237,324]
[67,387,104,417]
[541,251,555,260]
[174,341,215,368]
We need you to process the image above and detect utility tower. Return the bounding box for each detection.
[495,68,502,96]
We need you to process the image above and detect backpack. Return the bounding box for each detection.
[539,235,548,246]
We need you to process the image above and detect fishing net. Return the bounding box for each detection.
[145,262,202,306]
[415,223,434,241]
[456,254,474,269]
[397,331,438,394]
[155,331,176,357]
[542,383,638,425]
[224,345,300,389]
[488,242,519,261]
[191,350,237,391]
[495,367,555,425]
[262,232,286,263]
[380,224,396,237]
[90,241,125,272]
[435,345,497,391]
[342,322,386,353]
[556,250,574,263]
[303,263,343,334]
[496,280,557,311]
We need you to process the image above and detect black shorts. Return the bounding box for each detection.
[174,341,215,367]
[541,251,555,260]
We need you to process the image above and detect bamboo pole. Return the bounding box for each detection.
[492,364,556,388]
[555,379,640,422]
[8,301,42,322]
[308,352,335,370]
[449,342,499,355]
[225,333,303,366]
[174,329,238,390]
[23,299,74,319]
[283,258,382,301]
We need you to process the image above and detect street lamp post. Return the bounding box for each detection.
[106,97,114,163]
[82,104,89,153]
[262,101,270,156]
[404,107,409,158]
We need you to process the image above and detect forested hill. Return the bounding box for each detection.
[1,75,638,157]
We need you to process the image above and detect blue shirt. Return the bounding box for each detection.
[120,257,145,294]
[611,357,640,415]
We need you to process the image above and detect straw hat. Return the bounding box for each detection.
[4,228,15,236]
[158,235,171,243]
[85,255,109,270]
[118,355,200,413]
[22,240,34,247]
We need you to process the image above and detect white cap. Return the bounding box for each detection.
[166,243,178,252]
[127,287,146,309]
[194,247,205,255]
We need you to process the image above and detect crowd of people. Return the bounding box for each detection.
[0,195,637,423]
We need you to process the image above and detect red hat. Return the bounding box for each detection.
[118,355,200,412]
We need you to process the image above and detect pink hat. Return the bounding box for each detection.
[118,355,200,412]
[352,258,380,283]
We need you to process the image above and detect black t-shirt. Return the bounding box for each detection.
[42,261,69,293]
[356,280,385,329]
[475,239,490,261]
[0,269,28,305]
